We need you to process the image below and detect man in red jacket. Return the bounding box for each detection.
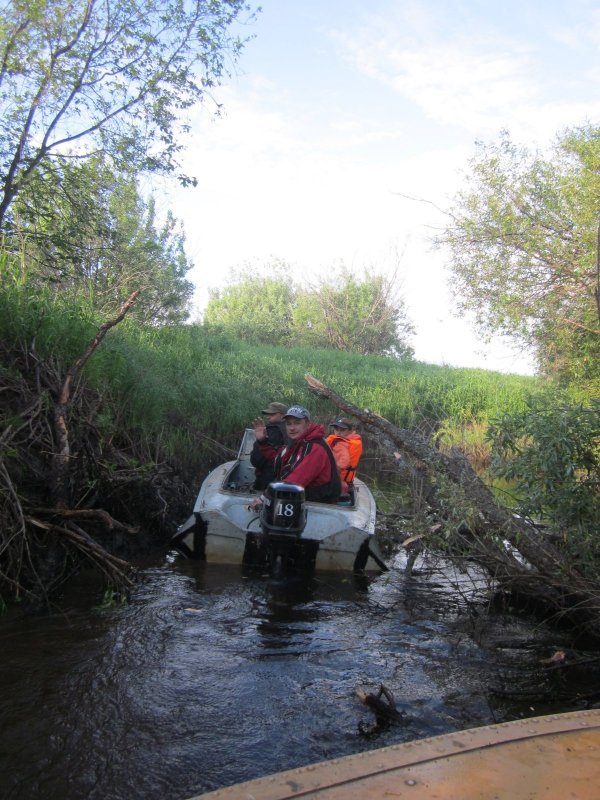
[249,405,341,509]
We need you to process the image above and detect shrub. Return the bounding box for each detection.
[488,396,600,574]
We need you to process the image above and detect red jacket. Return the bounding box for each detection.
[259,423,340,502]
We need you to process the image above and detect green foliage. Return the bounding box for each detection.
[294,268,414,357]
[204,262,415,357]
[97,588,128,610]
[0,260,539,478]
[204,264,295,343]
[0,247,99,362]
[488,396,600,574]
[437,125,600,387]
[0,0,256,226]
[11,156,194,324]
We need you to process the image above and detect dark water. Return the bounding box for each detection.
[0,549,583,800]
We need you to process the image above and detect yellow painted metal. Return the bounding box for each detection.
[190,709,600,799]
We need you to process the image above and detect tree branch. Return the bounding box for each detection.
[304,373,600,640]
[53,290,140,507]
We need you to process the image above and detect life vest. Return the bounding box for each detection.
[325,432,363,484]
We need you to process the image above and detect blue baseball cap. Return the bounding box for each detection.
[284,405,310,420]
[330,417,352,429]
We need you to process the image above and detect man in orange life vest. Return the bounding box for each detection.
[326,417,363,497]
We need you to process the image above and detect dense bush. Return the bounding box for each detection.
[488,396,600,575]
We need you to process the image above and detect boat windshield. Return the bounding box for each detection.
[237,428,256,460]
[223,429,257,492]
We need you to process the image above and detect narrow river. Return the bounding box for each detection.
[0,549,578,800]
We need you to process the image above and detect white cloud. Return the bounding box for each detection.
[333,23,537,132]
[164,0,600,375]
[549,5,600,48]
[330,6,600,143]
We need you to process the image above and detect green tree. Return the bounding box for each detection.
[293,268,414,357]
[204,263,414,357]
[437,125,600,385]
[203,265,296,344]
[0,0,255,229]
[12,155,194,324]
[488,396,600,576]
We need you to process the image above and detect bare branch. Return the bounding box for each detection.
[53,290,140,507]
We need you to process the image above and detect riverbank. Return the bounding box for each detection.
[0,333,407,608]
[1,267,549,610]
[0,339,196,608]
[2,295,596,643]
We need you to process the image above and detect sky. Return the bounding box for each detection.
[165,0,600,375]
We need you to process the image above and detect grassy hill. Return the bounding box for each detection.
[0,274,543,478]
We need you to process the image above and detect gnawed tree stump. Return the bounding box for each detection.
[305,374,600,643]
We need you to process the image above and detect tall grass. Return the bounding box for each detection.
[0,265,545,476]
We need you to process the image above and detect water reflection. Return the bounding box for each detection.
[0,553,576,800]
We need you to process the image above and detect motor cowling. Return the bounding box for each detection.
[260,482,307,538]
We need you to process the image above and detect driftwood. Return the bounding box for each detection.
[0,295,141,606]
[305,374,600,642]
[25,515,135,590]
[356,684,404,735]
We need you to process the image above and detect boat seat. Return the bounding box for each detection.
[224,460,256,492]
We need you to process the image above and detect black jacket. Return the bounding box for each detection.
[250,420,288,489]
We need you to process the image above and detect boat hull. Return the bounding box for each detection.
[172,433,386,573]
[189,709,600,799]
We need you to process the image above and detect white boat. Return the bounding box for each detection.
[171,429,387,573]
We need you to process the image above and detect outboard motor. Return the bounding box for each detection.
[260,482,307,540]
[250,482,318,575]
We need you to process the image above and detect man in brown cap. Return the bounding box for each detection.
[250,402,289,489]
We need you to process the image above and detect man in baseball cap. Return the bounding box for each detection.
[251,401,289,489]
[326,417,363,500]
[284,405,310,420]
[250,404,341,508]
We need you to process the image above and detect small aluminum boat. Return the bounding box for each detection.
[171,429,386,573]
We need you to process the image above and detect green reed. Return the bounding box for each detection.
[1,270,543,477]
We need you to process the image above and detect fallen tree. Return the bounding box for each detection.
[305,374,600,643]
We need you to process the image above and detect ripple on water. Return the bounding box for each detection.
[0,554,576,800]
